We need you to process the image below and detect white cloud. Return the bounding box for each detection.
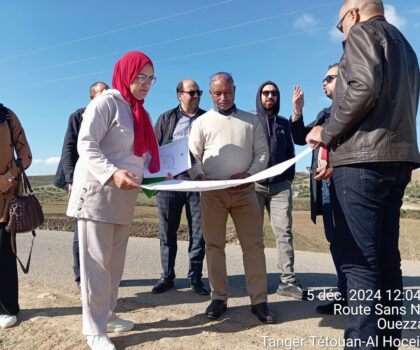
[329,26,343,42]
[294,14,319,31]
[384,4,406,28]
[32,157,60,166]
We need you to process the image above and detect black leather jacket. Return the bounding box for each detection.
[321,16,420,167]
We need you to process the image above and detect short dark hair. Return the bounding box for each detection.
[327,63,339,70]
[89,81,109,95]
[209,72,234,86]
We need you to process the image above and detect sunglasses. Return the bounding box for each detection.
[137,74,157,85]
[323,75,338,84]
[181,90,203,97]
[336,8,358,33]
[261,90,279,97]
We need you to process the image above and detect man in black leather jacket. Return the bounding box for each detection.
[306,1,420,348]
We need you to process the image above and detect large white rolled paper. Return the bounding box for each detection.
[142,147,313,192]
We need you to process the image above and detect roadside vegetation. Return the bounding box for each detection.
[30,172,420,261]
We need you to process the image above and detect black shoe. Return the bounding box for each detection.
[276,282,307,300]
[316,300,347,315]
[251,302,276,324]
[151,278,174,294]
[205,300,227,319]
[191,281,210,296]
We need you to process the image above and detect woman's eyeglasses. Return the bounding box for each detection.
[137,74,157,85]
[181,90,203,97]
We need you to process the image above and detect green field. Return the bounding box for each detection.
[29,173,420,261]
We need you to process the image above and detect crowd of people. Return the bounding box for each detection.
[0,1,419,349]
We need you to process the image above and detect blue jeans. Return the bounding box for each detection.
[331,163,411,349]
[321,180,347,297]
[156,190,205,282]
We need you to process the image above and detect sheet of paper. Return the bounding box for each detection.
[142,147,313,192]
[143,138,191,178]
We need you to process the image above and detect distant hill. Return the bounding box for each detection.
[29,175,55,187]
[28,170,420,188]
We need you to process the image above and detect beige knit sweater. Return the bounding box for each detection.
[189,108,268,180]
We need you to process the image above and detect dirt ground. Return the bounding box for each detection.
[0,282,346,350]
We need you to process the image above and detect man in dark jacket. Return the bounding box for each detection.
[254,81,307,300]
[290,64,347,314]
[306,0,420,347]
[54,81,108,286]
[152,79,209,295]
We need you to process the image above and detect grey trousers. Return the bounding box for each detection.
[255,181,295,284]
[78,219,129,335]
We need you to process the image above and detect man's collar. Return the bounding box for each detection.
[178,105,199,118]
[215,104,237,116]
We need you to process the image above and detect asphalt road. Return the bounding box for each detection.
[15,230,420,347]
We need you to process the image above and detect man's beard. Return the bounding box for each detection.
[264,106,276,115]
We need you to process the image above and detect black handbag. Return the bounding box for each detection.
[6,167,44,273]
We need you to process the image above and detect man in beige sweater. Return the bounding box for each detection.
[189,72,274,323]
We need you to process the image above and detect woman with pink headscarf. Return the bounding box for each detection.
[67,51,160,350]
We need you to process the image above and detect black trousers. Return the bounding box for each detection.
[0,223,19,315]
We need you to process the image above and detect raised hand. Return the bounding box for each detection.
[292,85,304,115]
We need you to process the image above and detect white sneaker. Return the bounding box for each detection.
[0,314,17,329]
[107,314,134,333]
[86,335,116,350]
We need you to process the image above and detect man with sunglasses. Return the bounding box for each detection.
[153,79,209,296]
[306,0,419,347]
[290,64,348,314]
[254,81,307,301]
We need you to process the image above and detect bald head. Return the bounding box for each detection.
[343,0,384,18]
[177,79,201,115]
[338,0,384,39]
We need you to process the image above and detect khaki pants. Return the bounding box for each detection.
[78,219,130,335]
[200,184,267,305]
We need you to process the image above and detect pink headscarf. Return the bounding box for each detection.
[112,51,160,173]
